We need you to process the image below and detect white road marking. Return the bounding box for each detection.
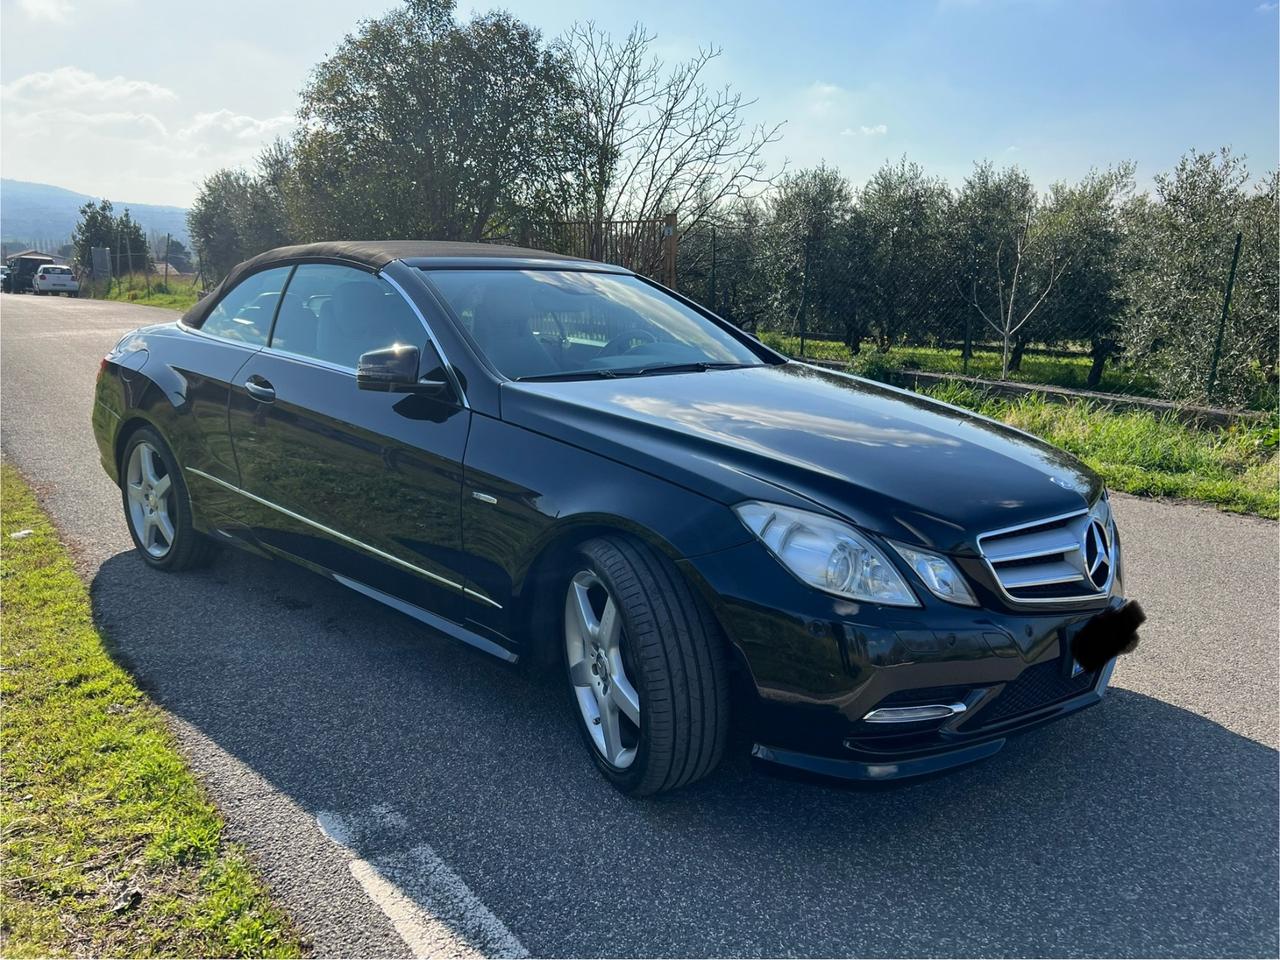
[317,806,528,960]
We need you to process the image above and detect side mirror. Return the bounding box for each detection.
[356,342,452,397]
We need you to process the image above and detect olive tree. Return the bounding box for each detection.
[1122,149,1278,406]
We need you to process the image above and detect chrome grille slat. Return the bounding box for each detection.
[997,562,1086,589]
[981,528,1082,563]
[977,504,1115,605]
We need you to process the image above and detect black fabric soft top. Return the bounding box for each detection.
[181,240,593,328]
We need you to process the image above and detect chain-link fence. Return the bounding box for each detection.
[673,209,1278,413]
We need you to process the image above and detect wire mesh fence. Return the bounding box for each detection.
[673,213,1278,413]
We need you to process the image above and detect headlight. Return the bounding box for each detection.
[734,502,918,606]
[889,543,978,606]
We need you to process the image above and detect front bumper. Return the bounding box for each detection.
[680,539,1129,783]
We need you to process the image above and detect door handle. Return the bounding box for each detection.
[243,376,276,402]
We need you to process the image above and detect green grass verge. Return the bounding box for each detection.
[0,464,303,957]
[922,384,1280,519]
[99,274,202,311]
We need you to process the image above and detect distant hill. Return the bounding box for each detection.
[0,179,189,249]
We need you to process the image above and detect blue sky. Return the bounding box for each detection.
[1,0,1275,207]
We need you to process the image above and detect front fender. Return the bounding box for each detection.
[459,413,752,645]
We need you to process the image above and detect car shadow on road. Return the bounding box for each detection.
[90,546,1279,959]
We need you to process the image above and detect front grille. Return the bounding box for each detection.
[978,661,1097,725]
[977,503,1115,604]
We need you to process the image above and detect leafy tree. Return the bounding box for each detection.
[287,0,577,242]
[187,153,291,282]
[188,169,252,281]
[1122,149,1278,406]
[762,165,858,347]
[71,200,116,275]
[70,200,149,277]
[1037,165,1135,386]
[953,162,1067,377]
[853,158,955,351]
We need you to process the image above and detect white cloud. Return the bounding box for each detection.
[1,66,176,104]
[840,124,888,137]
[19,0,74,21]
[21,108,170,138]
[804,81,847,117]
[1257,2,1278,12]
[177,109,294,149]
[1,70,295,205]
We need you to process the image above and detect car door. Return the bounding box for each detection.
[168,265,290,514]
[227,262,472,622]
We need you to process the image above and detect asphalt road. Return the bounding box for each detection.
[2,291,1277,958]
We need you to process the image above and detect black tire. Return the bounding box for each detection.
[120,426,218,571]
[564,535,730,795]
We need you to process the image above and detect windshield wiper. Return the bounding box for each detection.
[514,369,622,382]
[515,361,755,382]
[620,361,756,376]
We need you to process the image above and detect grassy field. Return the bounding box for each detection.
[922,384,1280,519]
[99,273,203,311]
[0,464,302,957]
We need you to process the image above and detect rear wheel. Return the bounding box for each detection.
[563,536,729,795]
[120,427,217,571]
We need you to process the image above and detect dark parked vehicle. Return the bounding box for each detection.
[3,253,55,293]
[93,241,1140,795]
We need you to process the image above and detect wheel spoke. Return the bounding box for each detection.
[598,696,625,765]
[152,473,172,499]
[155,510,175,545]
[568,657,594,688]
[140,446,161,486]
[610,671,641,726]
[596,598,621,652]
[126,480,145,506]
[142,513,157,550]
[568,579,599,641]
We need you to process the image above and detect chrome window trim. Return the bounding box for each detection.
[261,346,358,377]
[379,268,470,408]
[186,466,501,609]
[177,318,267,350]
[975,504,1117,607]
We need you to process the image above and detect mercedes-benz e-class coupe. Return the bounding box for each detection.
[93,241,1141,795]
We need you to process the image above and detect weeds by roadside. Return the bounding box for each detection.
[0,464,302,957]
[922,384,1280,519]
[97,273,202,312]
[758,331,1278,412]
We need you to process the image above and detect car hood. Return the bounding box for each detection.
[501,362,1101,553]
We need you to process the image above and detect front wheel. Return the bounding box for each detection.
[563,536,730,795]
[120,427,217,571]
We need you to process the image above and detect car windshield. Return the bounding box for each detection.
[423,269,765,381]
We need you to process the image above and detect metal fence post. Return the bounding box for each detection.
[662,212,677,289]
[709,225,717,312]
[1206,230,1243,401]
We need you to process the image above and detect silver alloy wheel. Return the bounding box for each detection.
[125,441,176,558]
[565,570,641,768]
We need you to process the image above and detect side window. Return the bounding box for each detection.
[270,264,425,369]
[201,267,292,345]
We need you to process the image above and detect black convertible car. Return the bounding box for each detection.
[93,241,1140,795]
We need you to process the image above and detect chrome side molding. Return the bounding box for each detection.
[185,466,502,609]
